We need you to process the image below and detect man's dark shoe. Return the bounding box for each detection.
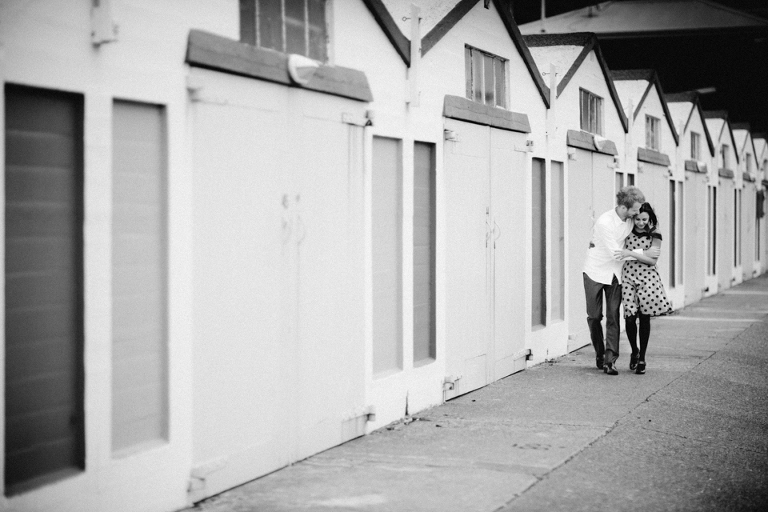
[596,356,604,369]
[604,362,618,375]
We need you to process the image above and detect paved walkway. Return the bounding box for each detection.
[188,275,768,512]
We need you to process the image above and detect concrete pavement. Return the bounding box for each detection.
[187,275,768,512]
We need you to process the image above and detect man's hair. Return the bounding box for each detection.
[616,186,645,208]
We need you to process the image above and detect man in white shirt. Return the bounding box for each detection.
[583,186,647,375]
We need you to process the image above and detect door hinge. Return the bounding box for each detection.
[342,111,373,127]
[188,457,227,494]
[443,375,462,391]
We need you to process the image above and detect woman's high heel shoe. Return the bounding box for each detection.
[629,354,639,371]
[635,361,646,374]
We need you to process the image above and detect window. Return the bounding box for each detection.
[746,154,753,173]
[5,84,85,493]
[550,161,565,322]
[669,180,683,288]
[627,173,635,186]
[720,144,730,169]
[645,115,661,151]
[615,172,624,194]
[465,46,507,108]
[413,142,436,364]
[708,185,717,275]
[112,100,168,456]
[239,0,327,61]
[372,137,403,375]
[734,188,741,267]
[756,190,762,263]
[691,132,700,160]
[580,89,603,135]
[532,158,546,328]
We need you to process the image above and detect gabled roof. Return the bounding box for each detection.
[731,122,757,162]
[611,69,679,146]
[363,0,412,65]
[364,0,554,109]
[753,134,768,165]
[416,0,551,107]
[665,91,715,157]
[523,32,628,132]
[518,0,768,38]
[704,110,740,164]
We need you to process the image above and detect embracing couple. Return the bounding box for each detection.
[583,185,672,376]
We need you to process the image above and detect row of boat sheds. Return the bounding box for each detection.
[0,1,766,511]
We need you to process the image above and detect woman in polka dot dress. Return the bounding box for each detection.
[615,202,671,374]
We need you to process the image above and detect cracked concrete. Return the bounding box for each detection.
[187,275,768,512]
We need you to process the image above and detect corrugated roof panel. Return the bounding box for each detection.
[519,0,768,36]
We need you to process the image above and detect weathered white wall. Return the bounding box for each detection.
[544,51,628,355]
[334,0,443,430]
[669,102,712,305]
[0,0,237,510]
[616,80,683,308]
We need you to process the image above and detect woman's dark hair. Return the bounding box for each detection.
[638,202,659,231]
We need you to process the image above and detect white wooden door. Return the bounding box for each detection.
[705,184,719,296]
[489,129,527,380]
[717,179,735,291]
[443,119,528,399]
[567,150,616,352]
[684,172,708,305]
[190,82,366,501]
[444,119,491,399]
[636,163,671,290]
[567,149,594,352]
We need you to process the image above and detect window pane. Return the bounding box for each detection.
[307,0,327,61]
[691,132,699,160]
[240,0,256,45]
[285,0,306,55]
[615,172,623,194]
[465,47,472,99]
[472,49,483,103]
[595,96,603,135]
[258,0,283,51]
[627,173,635,186]
[580,90,588,131]
[494,58,505,108]
[646,116,652,149]
[484,54,495,106]
[532,158,546,327]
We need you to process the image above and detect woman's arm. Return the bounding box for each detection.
[619,238,661,265]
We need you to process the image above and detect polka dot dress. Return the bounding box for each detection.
[622,229,672,318]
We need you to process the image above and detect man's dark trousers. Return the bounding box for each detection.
[583,273,622,364]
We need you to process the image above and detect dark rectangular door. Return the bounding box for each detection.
[4,84,84,493]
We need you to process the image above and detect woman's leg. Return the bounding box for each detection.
[638,313,651,361]
[625,313,639,356]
